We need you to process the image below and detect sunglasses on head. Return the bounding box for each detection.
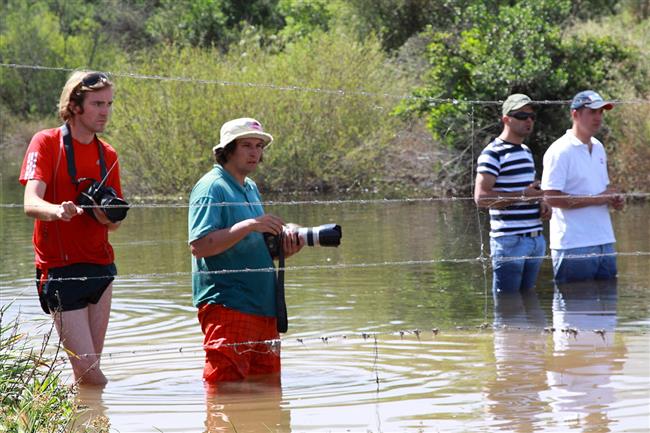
[508,111,536,121]
[81,72,109,88]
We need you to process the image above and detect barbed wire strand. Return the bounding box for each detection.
[2,61,649,377]
[471,104,491,323]
[1,192,648,209]
[2,251,648,285]
[1,251,650,286]
[28,324,642,367]
[3,63,650,106]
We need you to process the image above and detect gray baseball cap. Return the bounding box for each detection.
[502,94,533,115]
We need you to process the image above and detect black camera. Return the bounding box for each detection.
[264,223,342,257]
[77,181,129,223]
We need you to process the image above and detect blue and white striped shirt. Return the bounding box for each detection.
[477,138,543,237]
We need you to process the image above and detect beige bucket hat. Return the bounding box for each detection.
[212,118,274,152]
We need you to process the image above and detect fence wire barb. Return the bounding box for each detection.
[2,60,649,389]
[3,251,648,285]
[1,192,649,209]
[2,63,650,106]
[37,324,645,365]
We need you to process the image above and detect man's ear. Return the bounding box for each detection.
[70,102,82,114]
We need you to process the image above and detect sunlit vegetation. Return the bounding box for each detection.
[0,0,647,196]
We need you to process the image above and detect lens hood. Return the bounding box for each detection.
[77,181,129,223]
[298,224,342,247]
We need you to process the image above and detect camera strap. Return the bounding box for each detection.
[60,123,107,186]
[275,233,288,333]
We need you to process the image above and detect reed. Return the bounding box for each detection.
[0,306,108,433]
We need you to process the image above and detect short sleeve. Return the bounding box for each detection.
[477,147,500,177]
[188,192,225,243]
[541,146,567,191]
[19,130,57,186]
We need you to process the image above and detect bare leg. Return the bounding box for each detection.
[52,285,112,385]
[87,285,113,363]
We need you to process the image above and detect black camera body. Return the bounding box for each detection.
[77,181,129,223]
[264,223,342,257]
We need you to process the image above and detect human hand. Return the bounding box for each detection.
[540,201,552,220]
[523,180,544,199]
[282,226,305,257]
[604,186,625,210]
[251,214,285,235]
[56,201,83,221]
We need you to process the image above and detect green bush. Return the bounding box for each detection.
[144,0,286,49]
[108,32,407,197]
[0,0,122,117]
[395,0,642,161]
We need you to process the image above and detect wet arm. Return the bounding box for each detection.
[190,214,285,259]
[190,220,257,258]
[24,179,83,221]
[544,189,613,209]
[474,173,543,209]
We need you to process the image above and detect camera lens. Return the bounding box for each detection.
[101,196,129,222]
[297,224,342,247]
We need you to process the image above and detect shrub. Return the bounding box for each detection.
[395,0,643,187]
[0,0,122,117]
[108,32,407,197]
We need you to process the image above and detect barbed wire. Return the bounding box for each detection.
[4,251,648,284]
[30,323,644,366]
[2,61,649,377]
[472,104,491,321]
[2,63,650,106]
[1,192,648,209]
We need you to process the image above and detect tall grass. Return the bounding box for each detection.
[108,32,408,197]
[0,306,108,433]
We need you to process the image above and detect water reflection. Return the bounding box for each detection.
[486,289,548,432]
[1,196,649,432]
[544,279,623,433]
[204,377,289,433]
[72,385,108,431]
[487,282,625,432]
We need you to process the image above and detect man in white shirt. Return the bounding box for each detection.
[541,90,624,284]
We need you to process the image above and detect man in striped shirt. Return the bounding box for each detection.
[474,94,551,293]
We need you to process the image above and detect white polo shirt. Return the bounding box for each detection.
[541,130,615,250]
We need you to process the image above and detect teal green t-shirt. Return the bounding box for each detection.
[188,164,276,317]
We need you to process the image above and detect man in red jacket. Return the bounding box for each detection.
[19,70,126,385]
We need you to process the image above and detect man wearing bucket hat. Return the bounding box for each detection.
[188,118,304,382]
[542,90,624,284]
[475,94,551,293]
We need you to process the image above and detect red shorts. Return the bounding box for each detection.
[198,304,281,382]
